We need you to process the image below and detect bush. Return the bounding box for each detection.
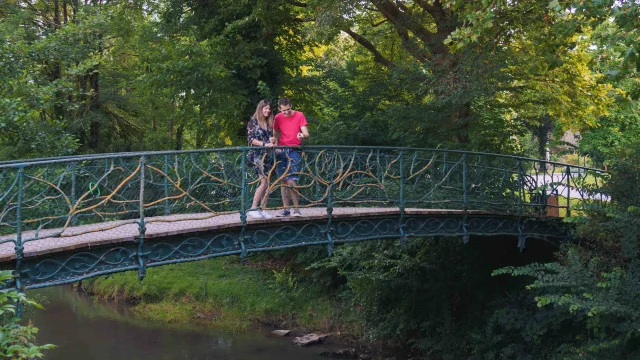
[491,143,640,359]
[0,271,54,359]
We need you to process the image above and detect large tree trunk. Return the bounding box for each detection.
[54,0,61,29]
[51,0,65,121]
[536,115,553,159]
[63,0,68,24]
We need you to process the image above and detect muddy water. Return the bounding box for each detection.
[27,286,326,359]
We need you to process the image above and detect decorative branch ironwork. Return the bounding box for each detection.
[0,146,609,290]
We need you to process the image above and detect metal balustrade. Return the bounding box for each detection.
[0,146,609,291]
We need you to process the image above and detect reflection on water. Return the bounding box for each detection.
[27,286,322,360]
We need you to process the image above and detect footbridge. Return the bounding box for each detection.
[0,147,608,290]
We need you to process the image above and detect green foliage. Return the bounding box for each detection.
[270,267,303,301]
[493,250,640,359]
[0,271,54,359]
[0,0,634,159]
[0,0,299,158]
[492,147,640,359]
[606,143,640,210]
[1,0,640,358]
[86,257,350,332]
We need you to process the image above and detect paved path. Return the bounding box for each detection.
[529,173,609,201]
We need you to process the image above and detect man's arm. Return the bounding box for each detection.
[274,129,280,146]
[298,126,310,140]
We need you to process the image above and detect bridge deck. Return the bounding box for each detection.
[0,208,528,261]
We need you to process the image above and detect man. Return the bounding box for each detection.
[273,97,310,217]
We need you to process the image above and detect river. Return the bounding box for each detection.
[26,286,329,359]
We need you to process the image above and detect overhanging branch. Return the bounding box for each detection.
[370,0,449,56]
[342,29,392,68]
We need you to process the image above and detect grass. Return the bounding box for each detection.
[85,255,359,335]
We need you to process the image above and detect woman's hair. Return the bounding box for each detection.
[252,99,274,129]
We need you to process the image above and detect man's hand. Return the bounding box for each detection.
[297,132,304,140]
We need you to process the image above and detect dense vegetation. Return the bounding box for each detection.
[2,0,639,359]
[2,0,638,159]
[0,271,54,359]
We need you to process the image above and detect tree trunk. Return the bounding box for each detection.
[54,0,61,29]
[88,68,100,149]
[86,32,103,150]
[537,115,553,159]
[175,124,184,150]
[63,0,68,24]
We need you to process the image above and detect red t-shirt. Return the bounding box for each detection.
[274,111,308,146]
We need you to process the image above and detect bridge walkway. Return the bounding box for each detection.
[0,207,538,261]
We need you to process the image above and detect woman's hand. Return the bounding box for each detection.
[269,137,276,144]
[265,142,274,148]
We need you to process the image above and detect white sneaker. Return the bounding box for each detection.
[292,209,302,217]
[247,210,263,219]
[260,210,274,219]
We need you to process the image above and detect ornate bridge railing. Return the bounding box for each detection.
[0,146,609,290]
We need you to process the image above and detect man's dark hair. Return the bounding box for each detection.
[278,98,292,107]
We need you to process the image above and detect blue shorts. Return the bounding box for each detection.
[276,149,302,181]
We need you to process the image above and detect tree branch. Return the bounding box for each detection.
[370,0,449,56]
[342,29,392,68]
[413,0,441,16]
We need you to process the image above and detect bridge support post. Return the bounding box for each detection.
[14,168,24,317]
[398,151,406,246]
[326,230,334,257]
[163,155,170,216]
[239,149,248,264]
[442,152,446,178]
[566,165,571,217]
[326,182,334,257]
[70,162,78,226]
[462,153,469,244]
[517,160,525,252]
[136,156,147,281]
[518,220,526,252]
[376,150,382,203]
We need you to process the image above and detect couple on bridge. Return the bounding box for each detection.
[245,97,310,220]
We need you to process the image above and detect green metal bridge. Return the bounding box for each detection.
[0,146,608,291]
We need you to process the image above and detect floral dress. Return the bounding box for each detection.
[246,117,274,175]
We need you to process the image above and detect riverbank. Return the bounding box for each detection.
[83,254,365,346]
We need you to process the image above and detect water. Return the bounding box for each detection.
[26,286,326,360]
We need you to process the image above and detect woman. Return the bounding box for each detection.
[246,99,276,219]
